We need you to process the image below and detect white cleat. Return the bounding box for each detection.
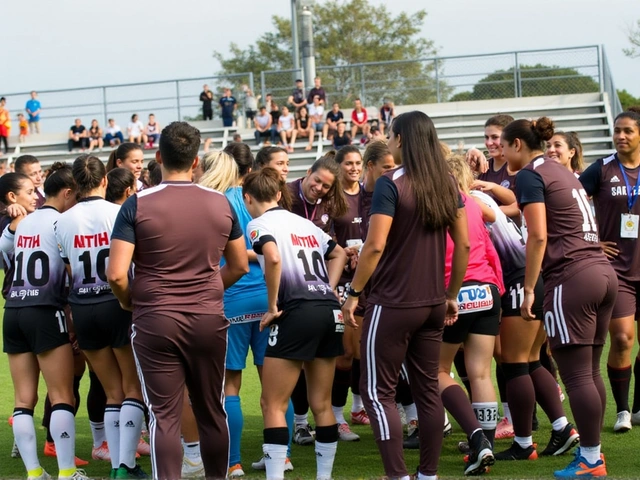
[181,456,205,478]
[338,423,360,442]
[631,410,640,426]
[614,410,632,432]
[251,455,294,471]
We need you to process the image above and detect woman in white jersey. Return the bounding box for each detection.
[243,167,347,480]
[0,165,88,480]
[54,155,147,479]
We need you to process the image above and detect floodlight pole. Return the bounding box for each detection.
[291,0,301,78]
[300,6,316,89]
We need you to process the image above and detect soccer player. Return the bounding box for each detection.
[545,131,584,175]
[505,116,617,478]
[106,169,136,205]
[243,167,347,480]
[579,110,640,431]
[107,122,249,480]
[106,143,145,192]
[55,155,147,479]
[342,111,470,480]
[14,155,45,208]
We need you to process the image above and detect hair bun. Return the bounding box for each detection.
[532,116,555,142]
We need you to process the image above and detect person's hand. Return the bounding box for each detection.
[119,300,133,312]
[344,246,360,270]
[471,180,497,192]
[520,291,536,321]
[6,204,27,218]
[341,296,359,329]
[466,148,488,174]
[600,241,619,260]
[260,308,282,331]
[444,297,458,326]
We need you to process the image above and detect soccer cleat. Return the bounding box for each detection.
[350,409,370,425]
[293,424,314,445]
[28,470,51,480]
[59,470,91,480]
[403,420,419,449]
[43,441,89,466]
[495,417,515,439]
[554,449,607,478]
[632,410,640,426]
[228,463,245,477]
[251,455,294,471]
[338,423,360,441]
[464,432,494,476]
[397,404,407,427]
[444,420,453,437]
[114,464,149,479]
[495,441,538,461]
[458,441,470,454]
[110,469,117,480]
[541,423,580,456]
[11,439,20,458]
[92,441,110,461]
[614,410,632,432]
[181,456,205,478]
[136,437,150,456]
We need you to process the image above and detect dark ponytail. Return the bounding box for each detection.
[0,173,31,206]
[43,163,75,197]
[243,167,292,208]
[502,116,555,152]
[106,168,136,203]
[72,155,106,197]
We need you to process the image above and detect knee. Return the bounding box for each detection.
[14,393,37,410]
[611,331,634,353]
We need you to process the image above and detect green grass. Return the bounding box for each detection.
[0,288,638,478]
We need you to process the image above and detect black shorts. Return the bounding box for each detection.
[3,306,70,355]
[443,283,501,344]
[265,301,344,361]
[72,299,132,350]
[501,274,544,320]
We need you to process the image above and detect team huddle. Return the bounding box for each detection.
[0,109,639,480]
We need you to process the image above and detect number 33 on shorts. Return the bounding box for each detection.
[268,324,279,346]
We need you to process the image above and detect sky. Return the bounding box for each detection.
[1,0,639,96]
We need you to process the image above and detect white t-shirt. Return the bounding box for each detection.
[128,121,144,136]
[279,114,294,131]
[308,104,325,120]
[256,113,271,129]
[106,124,121,135]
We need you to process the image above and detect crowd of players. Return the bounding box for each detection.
[0,106,638,480]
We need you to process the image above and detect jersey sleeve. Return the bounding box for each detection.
[227,200,243,241]
[111,195,138,244]
[316,227,337,258]
[246,218,276,255]
[579,161,602,197]
[515,169,545,207]
[370,175,399,217]
[0,225,15,255]
[53,220,69,262]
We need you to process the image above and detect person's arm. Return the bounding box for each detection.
[258,240,281,331]
[325,243,347,289]
[107,239,134,311]
[446,207,471,323]
[472,180,516,205]
[220,236,249,289]
[68,128,75,139]
[521,203,546,320]
[471,195,496,223]
[466,148,489,175]
[0,224,17,255]
[500,202,521,219]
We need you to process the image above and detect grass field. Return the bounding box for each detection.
[0,292,638,479]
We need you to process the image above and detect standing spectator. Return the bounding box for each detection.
[104,118,124,147]
[219,88,237,128]
[308,95,325,141]
[332,122,351,151]
[200,85,214,121]
[288,79,307,110]
[68,118,89,152]
[296,106,315,151]
[351,99,371,144]
[107,121,249,480]
[244,89,258,130]
[127,114,147,145]
[307,77,327,105]
[145,113,161,148]
[378,100,395,135]
[278,106,297,153]
[264,93,274,114]
[325,102,344,141]
[88,119,104,152]
[18,114,28,143]
[25,91,41,134]
[0,97,11,153]
[254,106,274,146]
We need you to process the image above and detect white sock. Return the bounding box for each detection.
[13,409,41,473]
[294,413,308,427]
[581,445,601,464]
[394,477,410,480]
[332,406,345,425]
[502,403,512,424]
[472,402,498,431]
[351,394,363,412]
[315,441,337,480]
[263,443,287,480]
[105,404,121,469]
[417,474,437,480]
[552,416,568,432]
[404,403,418,423]
[50,406,76,471]
[90,421,106,448]
[183,441,201,461]
[514,435,533,448]
[119,398,145,468]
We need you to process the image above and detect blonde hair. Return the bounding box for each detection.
[446,154,473,193]
[440,141,452,158]
[198,150,239,192]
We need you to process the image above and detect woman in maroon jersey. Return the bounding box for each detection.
[504,116,617,479]
[579,111,640,432]
[342,111,470,480]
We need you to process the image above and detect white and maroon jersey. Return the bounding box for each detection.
[247,207,340,309]
[54,197,121,304]
[3,207,68,308]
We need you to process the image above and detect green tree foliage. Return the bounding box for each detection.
[213,0,447,107]
[618,89,640,110]
[623,20,640,58]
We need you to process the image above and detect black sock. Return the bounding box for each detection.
[87,371,106,422]
[292,370,309,416]
[331,367,351,408]
[43,394,53,443]
[608,364,632,413]
[633,357,640,413]
[351,359,361,395]
[454,349,472,400]
[496,363,507,404]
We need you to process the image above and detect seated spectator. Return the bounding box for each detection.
[18,114,28,143]
[254,106,274,146]
[351,98,371,145]
[325,102,344,141]
[296,106,314,151]
[68,118,89,152]
[370,125,385,142]
[307,76,326,105]
[88,119,104,152]
[378,100,395,135]
[265,93,274,113]
[288,79,307,110]
[278,106,297,152]
[232,133,242,142]
[308,95,325,139]
[104,118,124,146]
[128,113,147,144]
[333,122,351,150]
[145,113,160,148]
[244,89,258,129]
[269,101,281,143]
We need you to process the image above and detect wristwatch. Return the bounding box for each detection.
[346,285,363,298]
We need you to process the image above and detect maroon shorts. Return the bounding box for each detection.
[543,263,618,350]
[612,277,640,320]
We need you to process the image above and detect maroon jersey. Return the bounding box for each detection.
[111,181,243,318]
[516,157,608,287]
[366,167,462,308]
[334,188,365,285]
[580,153,640,282]
[288,178,331,232]
[360,188,373,241]
[478,158,517,203]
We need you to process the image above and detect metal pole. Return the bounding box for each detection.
[597,45,604,93]
[514,52,520,97]
[249,72,255,97]
[175,81,181,121]
[300,7,316,90]
[291,0,300,79]
[360,65,366,104]
[434,58,440,103]
[102,87,108,125]
[261,71,266,107]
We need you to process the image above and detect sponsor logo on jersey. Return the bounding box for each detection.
[321,213,329,224]
[457,284,493,313]
[500,180,511,188]
[610,175,620,183]
[73,232,109,248]
[611,186,639,197]
[16,235,40,248]
[291,233,320,248]
[250,229,259,242]
[352,217,363,224]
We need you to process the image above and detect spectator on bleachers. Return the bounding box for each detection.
[264,93,274,114]
[25,91,41,134]
[351,98,371,145]
[333,122,351,151]
[68,118,89,152]
[288,79,307,110]
[378,100,395,135]
[200,85,214,121]
[0,97,11,154]
[244,89,258,129]
[145,114,161,149]
[296,105,315,151]
[308,95,325,141]
[128,114,147,145]
[18,114,28,143]
[0,159,6,177]
[278,106,297,153]
[104,118,124,146]
[88,119,104,152]
[219,88,237,127]
[370,125,385,141]
[307,77,326,105]
[254,106,274,146]
[325,102,344,141]
[269,102,281,144]
[232,133,242,143]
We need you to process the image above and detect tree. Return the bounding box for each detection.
[213,0,448,107]
[623,20,640,58]
[449,64,599,102]
[618,89,640,110]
